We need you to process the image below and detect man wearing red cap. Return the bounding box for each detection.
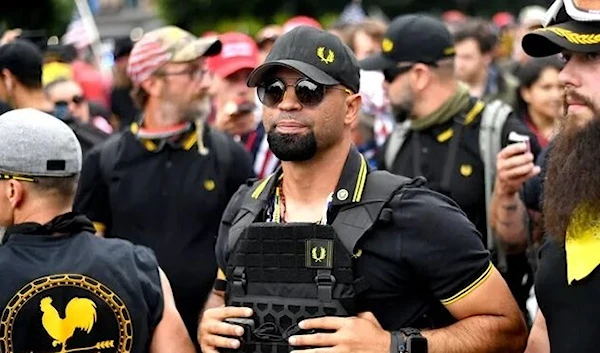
[282,16,322,33]
[208,32,280,178]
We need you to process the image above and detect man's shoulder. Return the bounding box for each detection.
[384,183,474,233]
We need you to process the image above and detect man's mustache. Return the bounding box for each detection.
[268,115,312,128]
[565,89,594,107]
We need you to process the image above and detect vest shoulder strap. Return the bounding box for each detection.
[227,175,274,251]
[332,171,423,254]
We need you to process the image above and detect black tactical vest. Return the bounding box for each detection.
[224,171,423,353]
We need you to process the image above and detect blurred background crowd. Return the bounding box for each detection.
[0,0,559,168]
[0,0,562,346]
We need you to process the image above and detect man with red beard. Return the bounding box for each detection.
[521,1,600,352]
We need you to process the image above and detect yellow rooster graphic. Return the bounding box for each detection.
[39,297,97,353]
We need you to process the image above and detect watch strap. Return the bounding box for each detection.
[399,328,423,337]
[390,331,407,353]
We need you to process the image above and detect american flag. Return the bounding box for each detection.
[62,18,95,50]
[338,1,366,25]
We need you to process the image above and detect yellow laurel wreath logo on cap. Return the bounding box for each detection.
[317,47,335,64]
[382,38,394,53]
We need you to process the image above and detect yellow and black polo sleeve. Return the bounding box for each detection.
[395,187,493,306]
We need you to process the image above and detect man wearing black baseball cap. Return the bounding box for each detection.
[521,2,600,353]
[199,25,527,353]
[0,39,55,112]
[361,14,541,328]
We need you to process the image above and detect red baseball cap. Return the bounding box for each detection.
[206,32,260,78]
[441,10,467,24]
[492,12,516,29]
[282,16,322,33]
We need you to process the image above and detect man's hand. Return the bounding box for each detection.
[289,312,390,353]
[214,109,256,136]
[0,29,21,46]
[198,306,254,353]
[495,143,541,196]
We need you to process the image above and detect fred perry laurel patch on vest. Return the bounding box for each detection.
[305,239,334,269]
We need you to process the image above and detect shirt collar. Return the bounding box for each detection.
[251,146,369,206]
[130,122,198,152]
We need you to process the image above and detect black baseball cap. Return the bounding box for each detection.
[114,37,134,60]
[247,26,360,93]
[522,20,600,57]
[0,39,43,87]
[360,14,456,71]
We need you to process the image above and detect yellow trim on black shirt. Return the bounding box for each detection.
[352,155,367,202]
[435,100,485,143]
[130,122,198,152]
[464,100,485,125]
[251,174,275,199]
[440,261,493,305]
[92,222,106,234]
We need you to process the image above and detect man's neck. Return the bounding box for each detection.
[529,109,556,137]
[281,139,351,205]
[413,81,459,118]
[14,88,55,112]
[466,69,488,99]
[14,204,72,226]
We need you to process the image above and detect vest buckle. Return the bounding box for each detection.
[232,266,247,296]
[315,270,336,302]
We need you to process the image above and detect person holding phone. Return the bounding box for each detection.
[520,1,600,352]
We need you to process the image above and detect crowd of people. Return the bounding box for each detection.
[0,1,597,353]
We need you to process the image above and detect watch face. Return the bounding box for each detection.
[408,338,428,353]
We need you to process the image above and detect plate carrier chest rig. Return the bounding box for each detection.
[224,171,424,353]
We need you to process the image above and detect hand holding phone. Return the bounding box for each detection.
[507,131,531,154]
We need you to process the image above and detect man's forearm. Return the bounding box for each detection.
[490,191,528,252]
[422,314,527,353]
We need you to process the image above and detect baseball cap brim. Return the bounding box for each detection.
[247,59,339,87]
[358,53,398,71]
[215,58,259,78]
[522,20,600,57]
[171,37,222,62]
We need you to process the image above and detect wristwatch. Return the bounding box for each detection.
[390,328,428,353]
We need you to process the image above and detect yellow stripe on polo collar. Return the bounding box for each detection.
[130,122,197,152]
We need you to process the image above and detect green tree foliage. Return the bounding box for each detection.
[156,0,551,35]
[156,0,350,35]
[0,0,75,37]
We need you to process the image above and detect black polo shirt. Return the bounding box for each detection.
[216,147,492,329]
[536,239,600,353]
[379,100,541,242]
[74,123,254,340]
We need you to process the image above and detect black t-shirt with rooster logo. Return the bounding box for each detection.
[0,213,163,353]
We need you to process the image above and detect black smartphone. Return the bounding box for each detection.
[508,131,531,153]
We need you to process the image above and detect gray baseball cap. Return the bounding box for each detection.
[0,109,82,178]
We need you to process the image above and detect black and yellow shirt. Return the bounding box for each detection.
[0,213,162,353]
[379,100,541,241]
[74,123,254,340]
[216,147,493,329]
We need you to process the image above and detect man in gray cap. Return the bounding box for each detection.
[521,1,600,353]
[0,109,195,353]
